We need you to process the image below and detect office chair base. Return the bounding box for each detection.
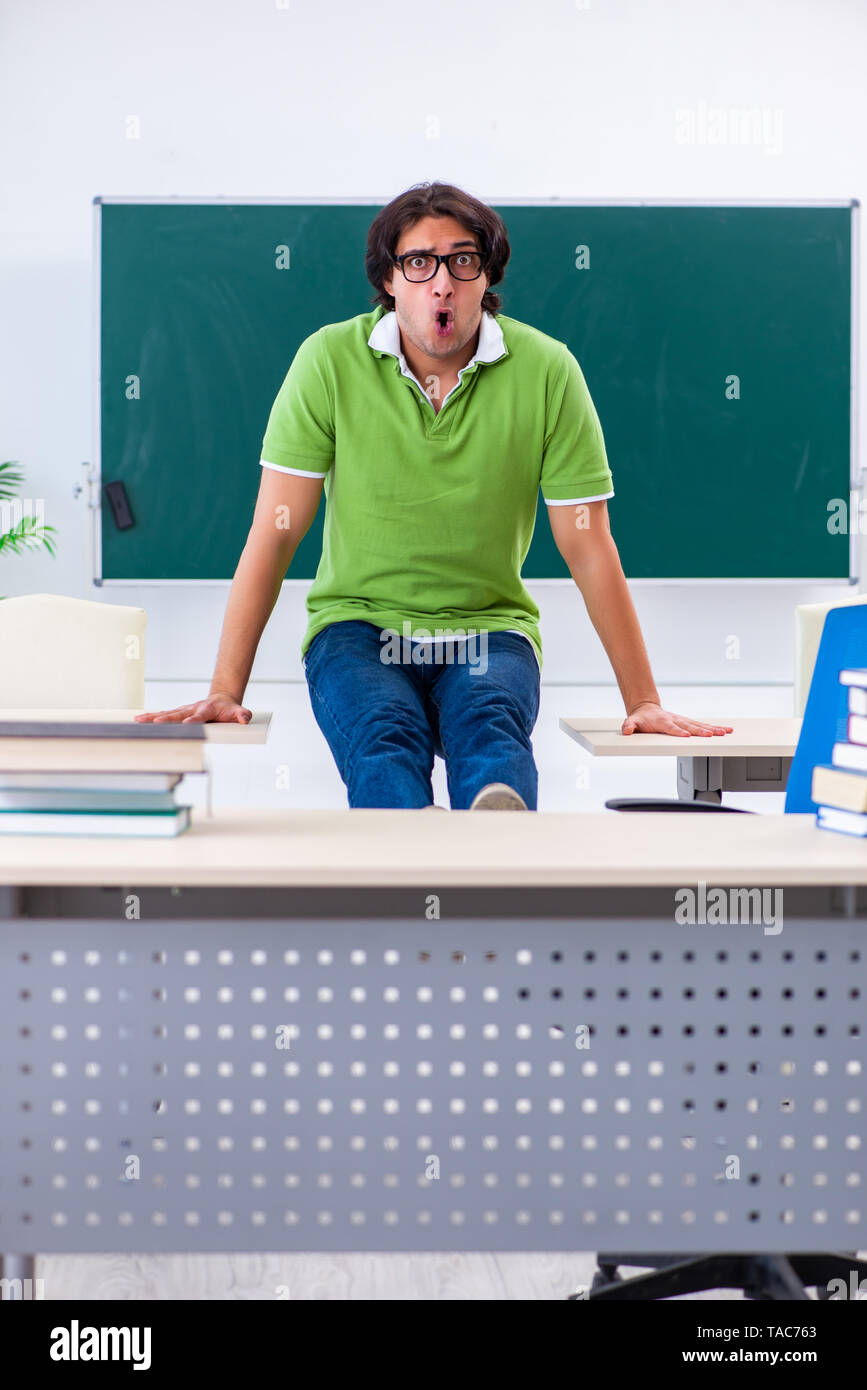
[574,1251,867,1300]
[605,797,751,814]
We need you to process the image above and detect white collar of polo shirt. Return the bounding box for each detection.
[367,308,507,370]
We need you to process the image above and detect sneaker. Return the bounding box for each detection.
[468,782,528,811]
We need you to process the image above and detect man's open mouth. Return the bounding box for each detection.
[434,310,454,336]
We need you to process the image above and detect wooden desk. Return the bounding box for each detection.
[0,809,864,1262]
[0,806,862,895]
[0,707,272,744]
[560,717,801,803]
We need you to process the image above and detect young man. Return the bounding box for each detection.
[136,182,731,808]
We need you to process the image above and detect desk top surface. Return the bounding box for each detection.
[0,808,864,887]
[560,716,802,757]
[0,709,271,743]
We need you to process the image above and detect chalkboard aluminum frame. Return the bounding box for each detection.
[91,196,860,588]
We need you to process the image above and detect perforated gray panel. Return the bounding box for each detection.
[1,916,864,1252]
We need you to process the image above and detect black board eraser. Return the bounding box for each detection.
[104,480,135,530]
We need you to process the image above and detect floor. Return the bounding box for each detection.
[39,679,831,1299]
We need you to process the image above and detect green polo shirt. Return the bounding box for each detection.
[260,304,614,672]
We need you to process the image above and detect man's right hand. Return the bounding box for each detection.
[134,692,252,724]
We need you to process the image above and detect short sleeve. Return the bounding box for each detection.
[540,349,614,504]
[260,331,335,476]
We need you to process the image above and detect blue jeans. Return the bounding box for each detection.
[303,620,540,809]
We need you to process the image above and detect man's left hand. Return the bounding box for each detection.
[621,702,734,738]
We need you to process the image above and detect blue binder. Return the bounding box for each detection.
[785,604,867,813]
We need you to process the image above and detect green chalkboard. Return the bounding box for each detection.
[98,200,854,582]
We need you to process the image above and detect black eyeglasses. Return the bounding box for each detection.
[393,251,485,283]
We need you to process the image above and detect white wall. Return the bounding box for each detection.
[1,0,864,693]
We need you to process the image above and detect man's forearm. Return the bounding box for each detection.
[209,537,295,702]
[568,541,661,713]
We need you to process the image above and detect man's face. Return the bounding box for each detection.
[382,214,489,361]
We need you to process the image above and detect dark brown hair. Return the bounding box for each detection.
[365,181,510,315]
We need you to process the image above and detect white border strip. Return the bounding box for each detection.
[96,576,858,588]
[96,196,856,207]
[92,198,103,585]
[849,199,861,585]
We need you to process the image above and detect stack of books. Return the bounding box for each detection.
[812,667,867,838]
[0,719,207,837]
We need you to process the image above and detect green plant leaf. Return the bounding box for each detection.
[0,460,26,500]
[0,517,58,557]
